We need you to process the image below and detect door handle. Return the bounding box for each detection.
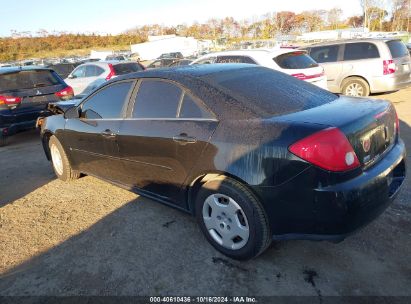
[173,133,197,145]
[101,129,117,139]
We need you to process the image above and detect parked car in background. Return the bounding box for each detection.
[191,49,327,89]
[65,61,145,95]
[303,39,411,96]
[146,58,178,69]
[158,52,184,59]
[40,64,405,260]
[105,55,127,61]
[0,67,73,146]
[168,59,193,67]
[47,62,80,79]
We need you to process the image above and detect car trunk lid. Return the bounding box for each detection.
[276,96,397,168]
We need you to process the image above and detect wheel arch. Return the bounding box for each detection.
[186,171,263,215]
[41,130,54,160]
[340,75,370,92]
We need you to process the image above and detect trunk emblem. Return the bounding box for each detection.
[362,137,371,153]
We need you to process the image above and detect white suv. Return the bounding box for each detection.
[191,49,327,89]
[65,61,145,96]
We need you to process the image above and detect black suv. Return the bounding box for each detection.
[0,67,73,146]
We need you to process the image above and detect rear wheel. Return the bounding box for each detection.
[195,176,271,260]
[342,77,370,97]
[49,136,80,181]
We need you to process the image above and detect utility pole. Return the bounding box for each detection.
[364,0,368,32]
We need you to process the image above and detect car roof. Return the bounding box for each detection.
[193,49,307,62]
[0,66,53,75]
[307,38,403,47]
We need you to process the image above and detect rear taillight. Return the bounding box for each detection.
[383,60,396,75]
[55,86,74,100]
[106,64,116,80]
[0,95,22,105]
[289,127,360,172]
[291,71,325,80]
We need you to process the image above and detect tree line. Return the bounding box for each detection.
[1,0,409,62]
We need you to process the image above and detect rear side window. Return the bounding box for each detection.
[81,81,133,119]
[85,65,105,77]
[274,52,318,69]
[0,70,61,92]
[216,56,257,64]
[343,43,380,60]
[113,63,144,75]
[310,45,339,63]
[194,57,216,64]
[133,80,182,118]
[386,40,409,58]
[179,93,213,119]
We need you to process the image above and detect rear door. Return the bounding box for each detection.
[342,42,381,83]
[309,45,342,92]
[64,80,135,182]
[117,79,218,207]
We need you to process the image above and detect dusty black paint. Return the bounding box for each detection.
[40,64,406,242]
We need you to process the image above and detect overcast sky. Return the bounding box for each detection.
[0,0,364,37]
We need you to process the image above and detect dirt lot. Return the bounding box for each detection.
[1,88,411,297]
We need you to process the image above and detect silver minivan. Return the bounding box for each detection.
[304,39,411,96]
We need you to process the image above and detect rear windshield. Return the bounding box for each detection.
[0,70,61,92]
[387,40,409,58]
[113,63,143,75]
[209,67,337,117]
[274,52,319,69]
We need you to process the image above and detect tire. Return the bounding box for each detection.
[195,176,271,260]
[49,136,80,181]
[0,135,7,147]
[341,77,370,97]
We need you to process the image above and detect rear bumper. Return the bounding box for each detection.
[256,139,406,241]
[370,74,411,93]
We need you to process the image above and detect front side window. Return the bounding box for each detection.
[133,80,182,118]
[310,45,339,63]
[81,81,133,119]
[343,43,380,61]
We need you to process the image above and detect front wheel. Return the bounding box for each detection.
[195,176,271,260]
[49,136,80,181]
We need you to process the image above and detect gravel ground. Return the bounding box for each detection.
[0,88,411,297]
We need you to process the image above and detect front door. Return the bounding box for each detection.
[64,80,135,182]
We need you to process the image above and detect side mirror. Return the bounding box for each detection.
[68,74,76,79]
[64,106,80,119]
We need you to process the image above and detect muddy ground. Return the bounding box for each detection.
[0,88,410,297]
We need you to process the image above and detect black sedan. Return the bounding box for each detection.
[39,64,406,260]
